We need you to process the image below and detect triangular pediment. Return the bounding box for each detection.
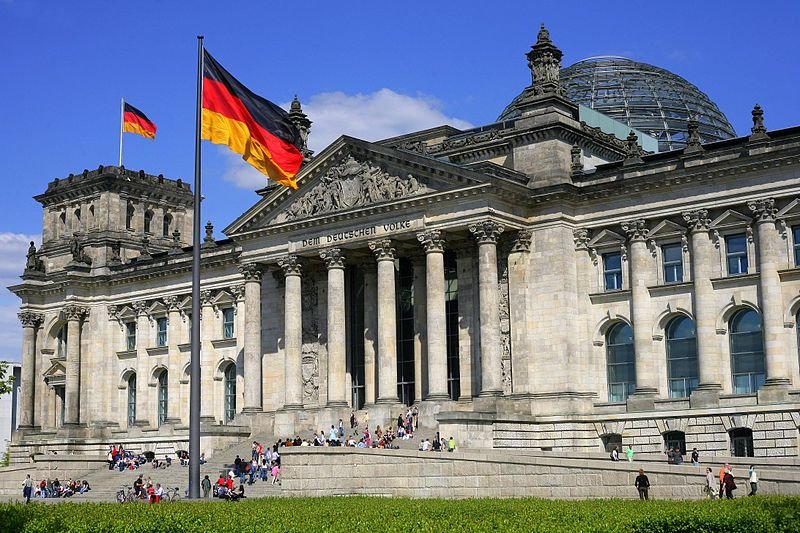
[710,209,751,229]
[43,360,66,377]
[224,136,490,236]
[776,198,800,220]
[588,229,625,248]
[648,220,686,239]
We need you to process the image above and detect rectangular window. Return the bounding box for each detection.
[662,243,683,283]
[126,322,137,351]
[156,317,167,347]
[793,226,800,267]
[603,252,623,291]
[725,234,748,275]
[222,308,235,339]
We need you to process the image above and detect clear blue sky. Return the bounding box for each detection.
[1,0,799,359]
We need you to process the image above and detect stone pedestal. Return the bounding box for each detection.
[690,387,720,408]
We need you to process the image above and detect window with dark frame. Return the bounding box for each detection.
[156,317,167,347]
[222,308,235,339]
[662,243,683,283]
[725,233,748,275]
[126,322,136,351]
[603,251,623,291]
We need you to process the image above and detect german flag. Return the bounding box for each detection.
[122,102,157,140]
[201,50,303,189]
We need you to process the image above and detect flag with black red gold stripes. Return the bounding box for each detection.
[201,50,303,189]
[122,102,157,140]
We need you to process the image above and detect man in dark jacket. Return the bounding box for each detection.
[634,468,650,500]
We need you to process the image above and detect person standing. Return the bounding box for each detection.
[201,475,212,498]
[719,464,728,496]
[705,468,717,499]
[625,445,634,462]
[634,468,650,500]
[22,474,33,504]
[723,467,737,499]
[610,446,619,461]
[748,465,758,496]
[448,436,456,452]
[350,410,356,429]
[691,448,699,466]
[673,447,683,465]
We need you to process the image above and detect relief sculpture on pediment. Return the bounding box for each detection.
[276,155,428,222]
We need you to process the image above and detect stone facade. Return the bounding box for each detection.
[8,28,800,460]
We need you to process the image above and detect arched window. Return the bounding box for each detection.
[729,309,765,394]
[127,374,137,427]
[666,316,699,398]
[729,428,754,457]
[57,326,68,359]
[157,371,168,426]
[74,208,81,230]
[126,202,134,230]
[601,433,622,453]
[59,212,67,232]
[606,323,635,402]
[162,214,172,238]
[144,210,153,234]
[224,364,236,424]
[663,430,686,455]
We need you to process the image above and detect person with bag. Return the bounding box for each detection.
[722,467,737,499]
[704,467,718,499]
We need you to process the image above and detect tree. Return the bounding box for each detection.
[0,361,16,396]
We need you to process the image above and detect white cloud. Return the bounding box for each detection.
[0,232,40,362]
[222,88,473,189]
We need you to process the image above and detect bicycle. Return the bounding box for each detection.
[117,485,146,503]
[164,486,181,502]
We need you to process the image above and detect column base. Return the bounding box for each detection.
[626,394,655,412]
[375,397,400,405]
[326,401,349,407]
[283,403,304,410]
[690,386,721,408]
[199,416,217,423]
[164,417,182,425]
[241,407,264,414]
[477,390,503,398]
[758,382,790,404]
[425,393,451,401]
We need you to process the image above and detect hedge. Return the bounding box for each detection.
[1,496,799,532]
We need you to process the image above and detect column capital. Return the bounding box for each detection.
[417,230,446,253]
[131,300,148,317]
[319,248,346,269]
[621,219,649,242]
[63,304,88,321]
[369,239,396,261]
[200,289,214,306]
[681,209,712,232]
[229,283,246,302]
[469,220,504,244]
[163,295,181,311]
[238,262,264,282]
[511,229,533,253]
[277,255,303,276]
[573,228,590,250]
[747,198,777,222]
[18,311,43,328]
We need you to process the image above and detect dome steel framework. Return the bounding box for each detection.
[498,56,737,152]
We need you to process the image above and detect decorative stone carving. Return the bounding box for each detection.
[623,131,644,166]
[24,241,45,273]
[200,290,214,306]
[747,198,777,222]
[511,229,533,253]
[711,229,721,248]
[203,221,216,247]
[417,230,446,253]
[621,219,649,241]
[682,209,712,232]
[301,274,320,403]
[288,96,313,160]
[278,255,302,276]
[139,236,151,260]
[570,144,583,172]
[498,247,512,395]
[63,304,88,321]
[132,300,148,316]
[106,305,119,321]
[169,230,182,254]
[527,24,565,96]
[18,311,43,328]
[319,248,346,269]
[239,263,263,282]
[685,116,704,153]
[69,236,92,265]
[425,129,501,155]
[750,104,768,140]
[469,220,504,244]
[276,156,428,222]
[109,241,122,265]
[573,228,590,250]
[229,284,245,302]
[369,239,396,261]
[164,295,180,310]
[746,225,754,243]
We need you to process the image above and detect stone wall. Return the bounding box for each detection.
[280,447,800,499]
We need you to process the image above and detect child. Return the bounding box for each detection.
[271,462,280,485]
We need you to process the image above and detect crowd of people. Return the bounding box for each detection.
[23,475,91,501]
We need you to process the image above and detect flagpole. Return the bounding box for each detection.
[119,97,124,167]
[189,35,204,500]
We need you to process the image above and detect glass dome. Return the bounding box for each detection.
[498,56,737,152]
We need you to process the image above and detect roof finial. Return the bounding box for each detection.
[623,131,644,166]
[749,104,768,141]
[684,115,704,153]
[288,95,314,161]
[527,23,565,96]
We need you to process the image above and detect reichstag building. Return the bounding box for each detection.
[10,26,800,459]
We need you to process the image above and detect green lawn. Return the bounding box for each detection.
[2,496,799,532]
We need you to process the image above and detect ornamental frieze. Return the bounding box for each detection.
[275,156,429,223]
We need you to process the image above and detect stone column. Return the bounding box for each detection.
[321,248,348,406]
[621,219,659,402]
[278,255,303,409]
[469,220,505,397]
[369,239,399,404]
[363,267,378,405]
[18,311,43,428]
[748,199,791,397]
[63,304,87,425]
[455,248,476,400]
[164,296,182,424]
[199,290,215,421]
[132,301,149,426]
[508,230,533,395]
[683,210,722,405]
[418,230,449,400]
[239,263,264,412]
